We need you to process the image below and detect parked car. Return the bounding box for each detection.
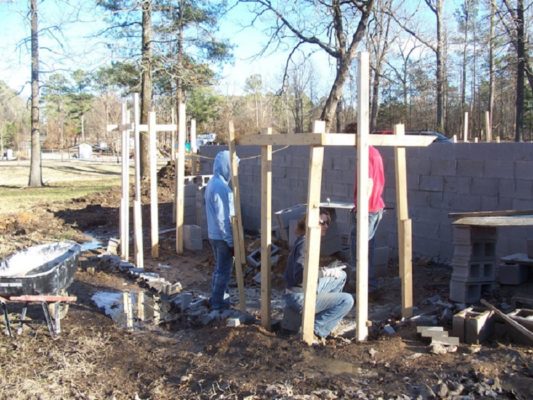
[372,129,452,143]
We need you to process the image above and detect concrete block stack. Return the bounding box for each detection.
[449,226,498,303]
[183,225,203,251]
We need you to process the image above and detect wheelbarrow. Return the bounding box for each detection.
[0,241,81,337]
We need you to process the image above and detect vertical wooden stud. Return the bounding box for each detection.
[485,111,492,142]
[394,124,413,318]
[149,111,159,258]
[228,121,246,311]
[120,102,130,260]
[133,93,144,268]
[171,107,177,223]
[301,120,325,345]
[463,112,469,142]
[176,103,186,254]
[356,52,370,342]
[260,127,272,329]
[190,119,197,175]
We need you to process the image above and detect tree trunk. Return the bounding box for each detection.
[28,0,42,187]
[176,0,184,127]
[140,0,153,178]
[370,67,381,132]
[515,0,524,142]
[435,0,445,131]
[488,0,495,134]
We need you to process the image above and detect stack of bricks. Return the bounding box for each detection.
[449,225,498,303]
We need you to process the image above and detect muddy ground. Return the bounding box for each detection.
[0,168,532,400]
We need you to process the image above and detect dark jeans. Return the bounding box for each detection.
[350,209,383,292]
[209,239,233,310]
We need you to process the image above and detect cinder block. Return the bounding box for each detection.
[183,225,203,251]
[419,175,444,192]
[452,306,493,344]
[449,279,495,303]
[457,159,484,177]
[470,178,499,196]
[274,203,307,242]
[451,262,496,282]
[498,263,528,285]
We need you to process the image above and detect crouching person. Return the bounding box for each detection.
[282,209,354,341]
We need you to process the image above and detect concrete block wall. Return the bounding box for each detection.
[199,143,533,263]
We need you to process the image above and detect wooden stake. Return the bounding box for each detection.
[393,124,413,317]
[123,292,133,330]
[149,111,159,258]
[356,52,370,342]
[133,93,144,268]
[137,291,145,322]
[175,103,186,254]
[120,103,130,260]
[228,121,246,311]
[171,107,177,223]
[260,127,272,329]
[463,112,469,142]
[301,120,325,345]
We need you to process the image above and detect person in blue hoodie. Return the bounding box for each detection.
[205,150,237,310]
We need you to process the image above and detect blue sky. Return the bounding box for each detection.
[0,0,335,98]
[0,0,462,100]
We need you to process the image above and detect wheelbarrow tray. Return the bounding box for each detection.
[0,241,81,297]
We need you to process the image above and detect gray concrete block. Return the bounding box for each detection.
[443,176,472,194]
[418,175,444,192]
[183,225,203,251]
[498,263,529,285]
[449,279,495,303]
[452,307,493,344]
[514,179,533,199]
[470,178,499,196]
[484,160,514,179]
[281,305,301,333]
[430,159,457,176]
[515,160,533,179]
[457,159,484,177]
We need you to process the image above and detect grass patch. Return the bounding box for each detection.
[0,179,119,214]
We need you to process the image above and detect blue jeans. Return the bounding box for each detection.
[284,270,354,338]
[209,239,233,310]
[350,209,383,292]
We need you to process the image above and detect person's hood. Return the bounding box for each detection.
[212,150,238,182]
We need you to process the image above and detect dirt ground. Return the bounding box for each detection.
[1,169,532,400]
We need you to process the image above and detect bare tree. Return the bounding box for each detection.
[29,0,42,187]
[387,0,447,131]
[242,0,374,132]
[140,0,153,178]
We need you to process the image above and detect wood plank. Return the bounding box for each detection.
[149,111,159,259]
[400,219,413,317]
[452,215,533,227]
[228,121,246,311]
[301,120,326,345]
[356,52,370,342]
[449,209,533,218]
[236,132,434,148]
[8,295,77,303]
[260,127,273,329]
[132,93,144,268]
[190,119,198,175]
[175,104,186,254]
[120,102,130,260]
[171,108,177,223]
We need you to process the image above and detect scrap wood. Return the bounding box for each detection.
[480,299,533,344]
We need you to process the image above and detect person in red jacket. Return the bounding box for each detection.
[345,123,385,295]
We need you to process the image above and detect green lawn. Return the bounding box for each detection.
[0,160,125,214]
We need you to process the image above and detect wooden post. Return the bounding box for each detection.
[137,291,145,322]
[175,103,186,254]
[190,119,197,175]
[228,121,246,311]
[171,107,177,223]
[463,112,469,142]
[133,93,144,268]
[123,292,133,330]
[120,103,130,260]
[394,123,413,318]
[485,111,492,142]
[355,52,370,342]
[260,127,272,329]
[301,120,326,345]
[149,111,159,258]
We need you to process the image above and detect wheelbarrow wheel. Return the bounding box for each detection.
[48,290,70,320]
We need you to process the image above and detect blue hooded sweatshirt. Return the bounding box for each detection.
[205,150,236,247]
